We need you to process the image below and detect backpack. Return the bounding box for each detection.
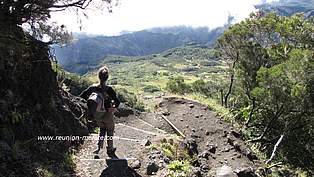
[87,87,114,121]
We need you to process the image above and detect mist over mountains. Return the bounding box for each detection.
[53,26,225,74]
[53,0,314,75]
[256,0,314,17]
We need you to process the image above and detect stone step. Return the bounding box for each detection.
[137,112,176,134]
[117,114,169,135]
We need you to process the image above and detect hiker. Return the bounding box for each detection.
[80,66,120,158]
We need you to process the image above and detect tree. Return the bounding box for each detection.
[218,12,314,169]
[0,0,114,43]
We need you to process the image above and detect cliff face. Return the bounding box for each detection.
[0,25,89,176]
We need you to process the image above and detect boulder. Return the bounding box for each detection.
[146,161,159,175]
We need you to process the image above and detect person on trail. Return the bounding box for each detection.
[80,66,120,158]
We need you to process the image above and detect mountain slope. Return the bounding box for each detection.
[256,0,314,17]
[53,26,225,74]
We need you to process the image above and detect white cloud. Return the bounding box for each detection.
[50,0,267,36]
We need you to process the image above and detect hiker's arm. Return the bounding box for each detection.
[79,86,96,100]
[108,87,120,108]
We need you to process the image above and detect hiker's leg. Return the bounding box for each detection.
[98,123,106,149]
[104,113,116,157]
[106,130,114,149]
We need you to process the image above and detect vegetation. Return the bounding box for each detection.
[0,1,111,176]
[53,26,225,74]
[75,11,313,176]
[149,138,193,177]
[52,63,92,95]
[83,46,225,112]
[167,160,192,177]
[217,12,314,172]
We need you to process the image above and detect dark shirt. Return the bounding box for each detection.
[79,85,120,108]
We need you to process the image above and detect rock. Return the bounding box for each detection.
[191,129,196,132]
[158,160,165,167]
[222,130,228,137]
[227,136,236,146]
[206,144,217,154]
[195,114,203,118]
[168,139,174,145]
[131,160,141,169]
[191,167,202,177]
[243,149,258,161]
[200,150,211,159]
[141,139,152,146]
[200,163,210,171]
[162,110,171,116]
[222,147,231,152]
[235,167,257,177]
[184,138,198,156]
[164,157,170,163]
[174,100,184,104]
[191,134,201,139]
[216,165,236,177]
[205,130,210,136]
[161,138,167,143]
[231,130,241,139]
[146,161,159,175]
[189,104,195,108]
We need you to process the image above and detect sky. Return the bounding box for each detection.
[50,0,277,36]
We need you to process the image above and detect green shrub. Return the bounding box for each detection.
[167,160,192,177]
[116,88,146,112]
[143,85,161,93]
[64,152,75,170]
[166,76,191,94]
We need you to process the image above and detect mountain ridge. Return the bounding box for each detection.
[53,26,225,74]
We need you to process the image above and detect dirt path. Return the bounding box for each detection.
[155,97,260,176]
[73,97,260,177]
[73,113,174,177]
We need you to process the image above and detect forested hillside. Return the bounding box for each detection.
[53,26,225,74]
[217,12,314,172]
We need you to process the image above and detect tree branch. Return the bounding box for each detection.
[266,133,285,164]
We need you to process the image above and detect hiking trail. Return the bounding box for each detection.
[73,97,261,177]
